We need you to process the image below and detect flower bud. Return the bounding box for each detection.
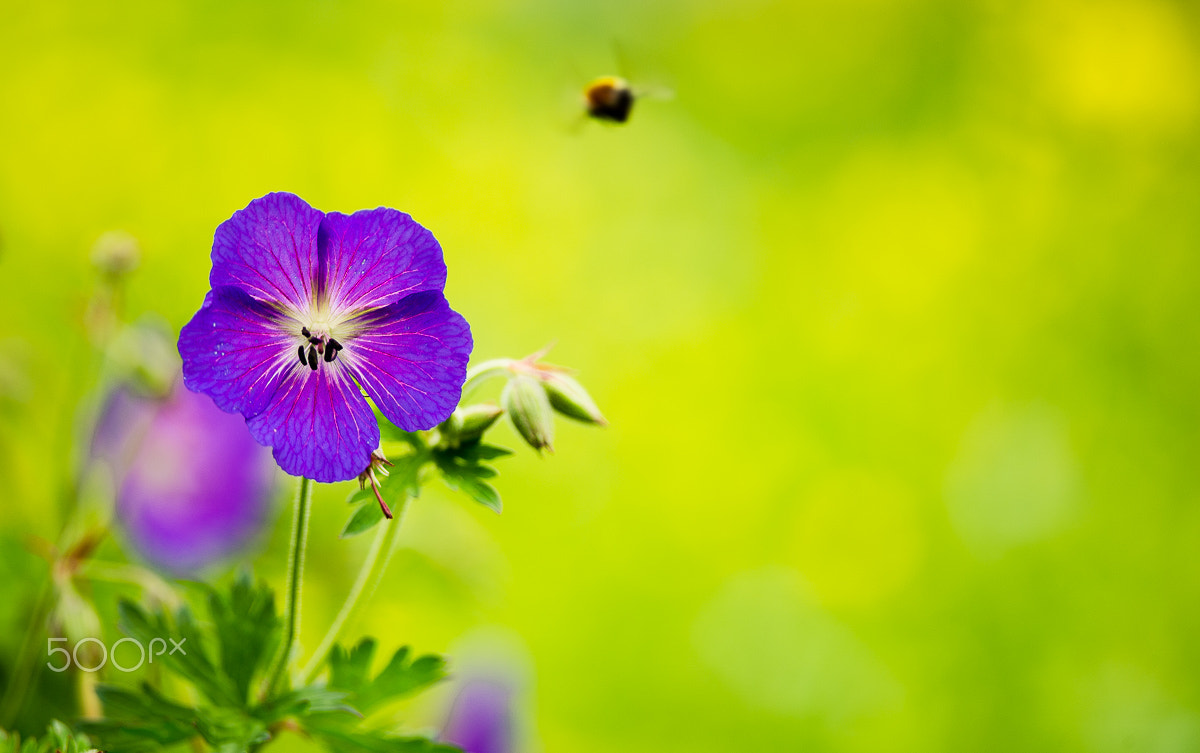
[541,372,607,426]
[441,403,504,446]
[90,230,140,277]
[501,375,554,452]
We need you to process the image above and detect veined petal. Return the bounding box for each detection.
[342,291,472,431]
[210,192,324,312]
[179,286,298,418]
[245,364,379,483]
[317,207,447,314]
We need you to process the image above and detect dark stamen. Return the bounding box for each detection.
[306,346,318,371]
[328,338,343,351]
[323,345,336,362]
[308,336,321,346]
[297,345,307,365]
[301,326,311,338]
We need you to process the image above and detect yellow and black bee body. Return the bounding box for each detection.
[584,76,635,124]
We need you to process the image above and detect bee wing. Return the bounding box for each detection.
[633,84,675,102]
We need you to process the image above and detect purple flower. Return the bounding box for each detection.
[178,193,472,483]
[441,678,514,753]
[94,380,276,574]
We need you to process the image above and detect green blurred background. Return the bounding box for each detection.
[3,0,1200,750]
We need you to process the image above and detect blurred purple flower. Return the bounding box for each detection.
[441,678,514,753]
[94,380,276,575]
[178,192,472,483]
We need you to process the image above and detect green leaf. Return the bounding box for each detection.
[457,442,513,462]
[257,687,355,723]
[434,454,503,513]
[328,638,378,691]
[193,706,269,752]
[379,450,430,500]
[377,420,425,449]
[118,600,237,707]
[327,641,447,715]
[116,577,282,712]
[0,722,97,753]
[79,684,198,751]
[308,726,461,753]
[206,574,280,705]
[342,499,386,538]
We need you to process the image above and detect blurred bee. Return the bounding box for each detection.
[584,75,636,124]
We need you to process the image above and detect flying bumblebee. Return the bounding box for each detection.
[583,75,636,124]
[580,72,671,125]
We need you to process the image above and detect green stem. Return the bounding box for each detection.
[461,358,514,399]
[296,495,409,685]
[264,476,313,696]
[0,580,54,727]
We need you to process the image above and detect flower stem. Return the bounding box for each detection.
[296,495,409,686]
[264,475,313,696]
[0,580,54,727]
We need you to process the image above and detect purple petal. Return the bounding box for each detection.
[441,679,514,753]
[112,384,276,575]
[179,285,298,418]
[210,192,324,311]
[317,207,447,313]
[245,365,379,483]
[342,291,472,432]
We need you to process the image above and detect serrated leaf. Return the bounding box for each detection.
[206,574,280,705]
[193,706,269,752]
[459,476,501,512]
[342,500,386,538]
[456,442,513,462]
[79,684,197,751]
[357,648,447,713]
[307,724,461,753]
[257,687,355,723]
[328,638,378,691]
[435,456,503,513]
[118,600,237,707]
[326,643,448,715]
[379,450,429,501]
[0,722,97,753]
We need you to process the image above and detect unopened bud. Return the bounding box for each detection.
[541,372,607,426]
[501,375,555,452]
[91,231,140,277]
[441,403,503,446]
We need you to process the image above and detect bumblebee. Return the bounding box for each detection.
[584,76,636,124]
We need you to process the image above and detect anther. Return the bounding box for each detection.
[297,345,307,365]
[324,346,336,363]
[301,326,311,338]
[306,346,319,371]
[328,338,343,352]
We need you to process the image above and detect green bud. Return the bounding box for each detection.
[439,403,504,446]
[542,372,607,426]
[502,374,555,452]
[456,403,504,440]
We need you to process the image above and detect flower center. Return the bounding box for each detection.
[297,325,344,371]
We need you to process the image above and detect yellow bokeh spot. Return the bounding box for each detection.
[788,472,923,608]
[1032,0,1199,129]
